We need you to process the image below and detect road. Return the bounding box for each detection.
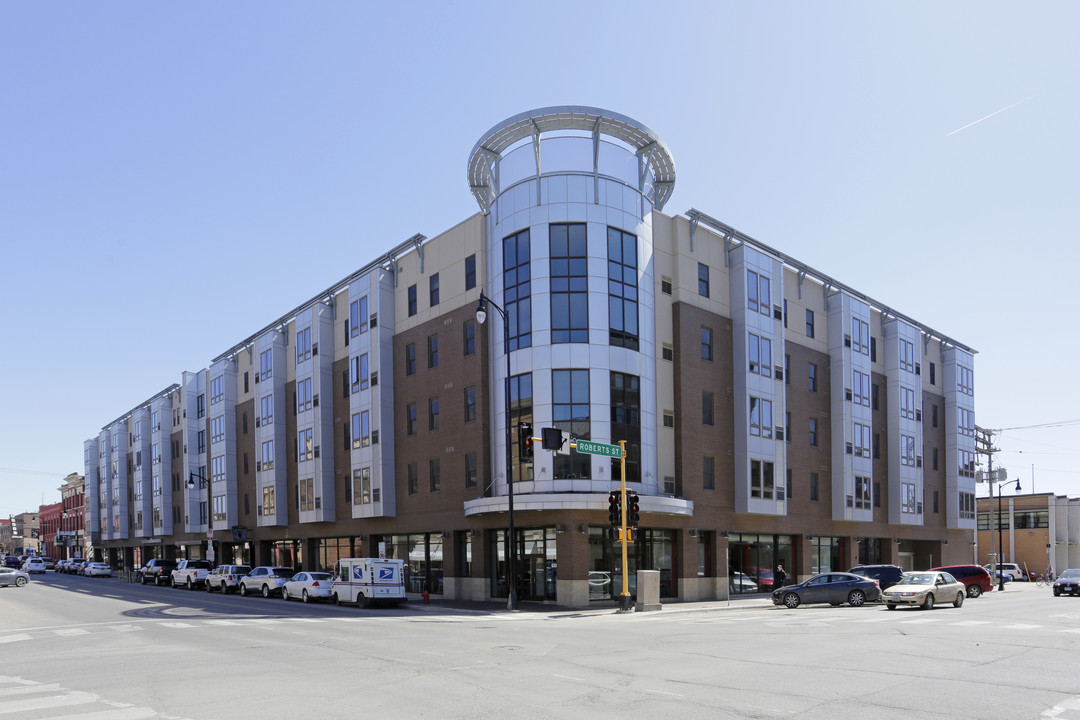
[1,574,1079,719]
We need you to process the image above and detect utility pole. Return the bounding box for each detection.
[974,426,999,582]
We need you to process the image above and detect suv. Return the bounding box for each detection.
[933,564,994,598]
[171,560,213,589]
[848,564,906,590]
[22,557,47,574]
[205,565,252,594]
[138,559,177,586]
[238,566,296,598]
[4,556,21,569]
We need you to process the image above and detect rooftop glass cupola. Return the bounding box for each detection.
[467,106,676,215]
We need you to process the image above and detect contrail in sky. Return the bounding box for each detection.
[946,95,1036,136]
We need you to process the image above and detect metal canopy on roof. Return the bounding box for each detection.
[468,105,676,213]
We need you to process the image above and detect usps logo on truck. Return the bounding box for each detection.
[379,566,394,581]
[352,565,364,580]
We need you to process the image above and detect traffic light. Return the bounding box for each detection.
[541,427,564,451]
[626,492,640,527]
[518,422,533,462]
[608,491,622,527]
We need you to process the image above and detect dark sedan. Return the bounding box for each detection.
[772,572,881,609]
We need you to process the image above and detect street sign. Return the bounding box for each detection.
[574,440,622,458]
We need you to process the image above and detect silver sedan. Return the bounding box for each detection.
[0,566,30,587]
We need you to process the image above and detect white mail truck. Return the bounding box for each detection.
[332,558,406,607]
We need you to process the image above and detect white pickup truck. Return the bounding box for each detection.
[171,559,213,589]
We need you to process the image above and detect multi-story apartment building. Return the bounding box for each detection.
[84,106,983,607]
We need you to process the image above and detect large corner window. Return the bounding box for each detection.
[610,372,641,483]
[607,227,639,350]
[509,373,533,478]
[553,369,590,479]
[550,223,588,343]
[504,229,532,351]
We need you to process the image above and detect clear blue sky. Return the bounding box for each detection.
[2,2,1078,516]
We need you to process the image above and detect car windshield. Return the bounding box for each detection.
[1059,569,1080,579]
[310,573,332,581]
[898,573,935,585]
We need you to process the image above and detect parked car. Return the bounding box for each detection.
[1052,568,1080,597]
[4,556,22,569]
[238,567,296,598]
[83,562,112,577]
[984,563,1025,581]
[137,559,177,586]
[39,557,55,570]
[70,560,89,575]
[771,572,881,609]
[932,564,994,598]
[22,557,47,574]
[848,564,905,590]
[170,559,213,589]
[0,566,30,587]
[729,572,759,593]
[282,572,334,603]
[205,565,252,594]
[882,570,965,610]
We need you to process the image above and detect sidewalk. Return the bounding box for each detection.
[402,592,777,617]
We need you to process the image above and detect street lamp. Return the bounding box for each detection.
[475,289,518,611]
[994,477,1022,592]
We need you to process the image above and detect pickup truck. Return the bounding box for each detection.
[170,559,213,589]
[138,558,177,585]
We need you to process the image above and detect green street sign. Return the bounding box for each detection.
[575,440,622,458]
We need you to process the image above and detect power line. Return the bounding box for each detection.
[0,467,70,478]
[996,419,1080,431]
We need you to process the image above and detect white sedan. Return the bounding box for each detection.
[882,570,965,610]
[83,562,113,577]
[281,572,334,603]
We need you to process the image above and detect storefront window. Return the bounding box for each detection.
[385,533,444,595]
[489,527,557,602]
[586,527,675,601]
[811,536,844,574]
[314,537,353,573]
[729,533,793,595]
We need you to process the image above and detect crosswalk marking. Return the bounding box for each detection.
[0,675,191,719]
[0,635,32,644]
[53,628,90,636]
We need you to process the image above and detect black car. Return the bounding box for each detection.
[1053,568,1080,597]
[137,558,177,586]
[3,556,22,569]
[772,572,882,608]
[848,564,905,590]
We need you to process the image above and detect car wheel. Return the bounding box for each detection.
[239,583,248,596]
[967,585,982,599]
[302,589,310,604]
[141,575,148,585]
[332,593,340,605]
[922,593,935,610]
[848,590,866,607]
[262,584,271,598]
[953,592,964,608]
[206,580,213,592]
[1053,588,1061,597]
[186,579,193,590]
[15,576,28,587]
[886,603,897,610]
[783,592,801,609]
[281,588,289,601]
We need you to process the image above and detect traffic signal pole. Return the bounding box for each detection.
[618,440,632,612]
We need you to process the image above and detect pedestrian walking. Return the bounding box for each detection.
[774,564,787,588]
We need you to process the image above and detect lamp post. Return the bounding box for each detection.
[188,471,214,563]
[475,289,518,611]
[994,477,1022,592]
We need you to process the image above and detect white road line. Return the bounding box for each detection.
[53,628,91,636]
[0,635,31,644]
[897,617,945,624]
[0,683,61,697]
[204,620,241,626]
[46,708,160,720]
[160,622,195,629]
[110,625,142,632]
[1001,624,1042,630]
[0,689,100,715]
[949,621,992,626]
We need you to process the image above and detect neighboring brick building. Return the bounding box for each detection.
[85,106,982,607]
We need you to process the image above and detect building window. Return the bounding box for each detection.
[958,408,975,437]
[957,366,974,396]
[210,376,224,405]
[296,327,312,364]
[701,327,713,361]
[259,395,273,426]
[197,430,206,454]
[749,396,773,438]
[610,371,641,483]
[929,362,936,386]
[808,363,817,392]
[855,476,872,509]
[850,318,870,356]
[405,343,416,376]
[350,353,369,392]
[406,404,417,435]
[902,482,916,514]
[747,269,770,316]
[702,391,714,426]
[464,386,477,422]
[810,472,819,501]
[298,428,313,462]
[465,452,478,489]
[429,397,440,431]
[465,254,476,291]
[550,223,589,343]
[853,423,871,458]
[351,296,368,336]
[210,417,224,445]
[298,477,315,511]
[463,320,475,356]
[408,284,417,316]
[259,349,273,381]
[805,309,815,338]
[750,459,774,499]
[900,386,916,420]
[552,369,588,479]
[748,333,772,377]
[427,334,439,368]
[698,262,709,298]
[429,273,440,307]
[852,370,870,407]
[608,226,639,350]
[296,377,312,413]
[809,418,818,447]
[901,434,916,466]
[703,456,715,490]
[933,446,939,471]
[899,338,915,373]
[429,459,441,492]
[261,440,274,470]
[407,463,418,495]
[504,229,532,350]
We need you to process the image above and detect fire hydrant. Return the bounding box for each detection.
[422,590,430,604]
